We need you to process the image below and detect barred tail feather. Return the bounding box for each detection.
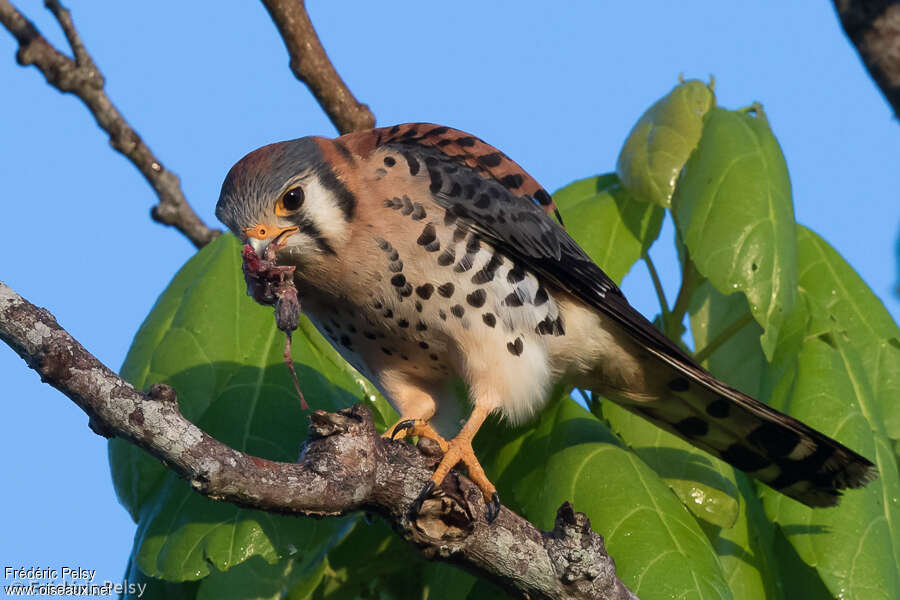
[599,358,878,507]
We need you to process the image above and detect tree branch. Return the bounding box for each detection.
[833,0,900,119]
[0,279,636,600]
[261,0,375,134]
[0,0,219,248]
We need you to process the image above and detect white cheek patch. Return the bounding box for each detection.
[296,177,350,246]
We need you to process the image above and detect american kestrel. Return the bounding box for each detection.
[216,123,876,521]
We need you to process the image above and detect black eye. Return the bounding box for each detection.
[282,187,305,211]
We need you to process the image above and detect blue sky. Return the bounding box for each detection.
[1,2,898,590]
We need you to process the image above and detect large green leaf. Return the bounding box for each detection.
[794,226,900,440]
[109,234,395,581]
[482,397,732,600]
[673,106,797,360]
[759,227,900,599]
[617,79,716,208]
[600,399,740,530]
[554,173,664,284]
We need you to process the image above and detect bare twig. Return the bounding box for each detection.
[0,280,636,600]
[261,0,375,134]
[833,0,900,119]
[0,0,219,248]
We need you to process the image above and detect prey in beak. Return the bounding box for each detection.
[240,224,307,410]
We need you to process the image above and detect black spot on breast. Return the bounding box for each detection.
[721,444,770,472]
[372,299,383,310]
[451,304,465,318]
[381,347,392,355]
[482,313,497,327]
[438,282,455,297]
[466,235,481,253]
[391,274,406,287]
[419,341,429,349]
[430,353,440,361]
[397,318,409,328]
[507,338,524,356]
[416,284,434,299]
[507,265,525,283]
[383,308,393,318]
[400,196,414,215]
[533,287,548,306]
[674,417,709,438]
[415,301,422,312]
[411,203,427,220]
[478,153,502,167]
[416,321,428,331]
[454,254,475,272]
[500,174,524,189]
[453,226,468,243]
[706,399,731,418]
[466,289,487,307]
[402,152,419,176]
[668,378,690,392]
[437,247,456,266]
[471,254,504,284]
[424,239,441,252]
[388,260,403,273]
[439,309,447,320]
[747,422,802,457]
[417,224,437,247]
[399,283,413,297]
[384,156,396,167]
[504,292,524,307]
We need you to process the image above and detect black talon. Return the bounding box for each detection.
[486,491,501,523]
[410,480,435,517]
[391,419,416,440]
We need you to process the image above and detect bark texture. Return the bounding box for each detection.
[0,280,637,600]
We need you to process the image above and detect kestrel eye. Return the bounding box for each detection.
[282,187,305,211]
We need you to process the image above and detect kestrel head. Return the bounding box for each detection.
[216,137,352,262]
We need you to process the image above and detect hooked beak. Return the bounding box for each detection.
[243,224,299,257]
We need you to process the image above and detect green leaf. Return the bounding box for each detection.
[794,226,900,440]
[758,227,900,599]
[554,174,664,284]
[689,280,766,399]
[484,397,732,599]
[702,475,785,600]
[673,106,797,360]
[763,331,900,599]
[600,399,740,529]
[617,79,715,208]
[109,234,394,581]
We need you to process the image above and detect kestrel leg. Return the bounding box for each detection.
[379,379,449,452]
[410,402,500,522]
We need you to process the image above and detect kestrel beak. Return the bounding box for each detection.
[242,224,299,257]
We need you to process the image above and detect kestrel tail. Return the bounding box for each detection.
[216,123,877,521]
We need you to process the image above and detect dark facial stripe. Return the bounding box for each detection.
[292,214,335,255]
[316,167,356,221]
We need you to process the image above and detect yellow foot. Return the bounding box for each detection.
[410,434,501,522]
[383,418,449,453]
